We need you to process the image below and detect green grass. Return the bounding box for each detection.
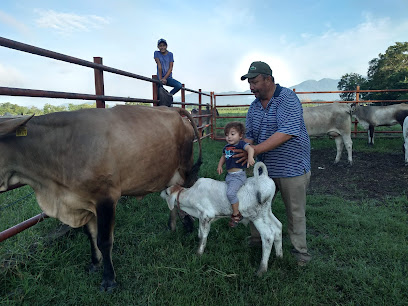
[1,138,407,305]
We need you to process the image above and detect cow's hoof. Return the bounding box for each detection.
[100,279,117,292]
[87,263,101,273]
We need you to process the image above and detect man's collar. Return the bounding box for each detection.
[273,84,282,97]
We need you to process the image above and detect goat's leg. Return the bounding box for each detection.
[253,219,273,277]
[270,213,283,258]
[197,218,211,255]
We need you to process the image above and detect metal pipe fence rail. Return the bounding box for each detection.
[212,87,408,140]
[0,36,216,242]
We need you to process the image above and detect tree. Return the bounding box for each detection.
[43,103,67,114]
[365,42,408,104]
[337,73,367,101]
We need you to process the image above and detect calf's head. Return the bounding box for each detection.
[160,185,183,210]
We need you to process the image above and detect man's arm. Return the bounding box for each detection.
[252,132,293,156]
[236,133,293,164]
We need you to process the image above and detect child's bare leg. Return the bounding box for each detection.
[229,202,243,227]
[231,202,240,215]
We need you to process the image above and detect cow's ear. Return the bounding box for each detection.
[0,115,34,137]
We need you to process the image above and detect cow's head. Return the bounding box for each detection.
[0,115,34,137]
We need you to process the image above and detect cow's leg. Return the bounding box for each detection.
[96,198,117,292]
[167,208,177,231]
[342,135,353,165]
[197,217,211,255]
[84,216,102,272]
[404,138,408,166]
[368,125,375,145]
[333,136,344,164]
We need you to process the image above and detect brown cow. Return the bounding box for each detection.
[0,105,202,291]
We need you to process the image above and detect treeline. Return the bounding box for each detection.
[0,102,107,116]
[337,42,408,104]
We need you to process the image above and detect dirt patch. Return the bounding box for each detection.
[309,148,408,201]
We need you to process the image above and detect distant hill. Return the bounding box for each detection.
[175,78,341,106]
[288,78,341,102]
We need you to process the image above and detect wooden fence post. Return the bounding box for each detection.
[353,85,360,137]
[93,57,105,108]
[210,92,214,140]
[152,75,159,106]
[198,89,202,130]
[181,84,186,109]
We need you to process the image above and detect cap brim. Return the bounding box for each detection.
[241,72,260,81]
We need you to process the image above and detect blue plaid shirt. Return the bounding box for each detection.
[245,85,311,178]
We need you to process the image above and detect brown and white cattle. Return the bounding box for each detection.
[303,103,353,165]
[352,103,408,145]
[0,105,202,291]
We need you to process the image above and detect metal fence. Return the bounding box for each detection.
[212,87,408,140]
[0,36,215,241]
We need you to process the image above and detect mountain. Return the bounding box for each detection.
[288,78,341,102]
[175,78,341,106]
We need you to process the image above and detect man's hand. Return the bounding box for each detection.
[233,148,249,166]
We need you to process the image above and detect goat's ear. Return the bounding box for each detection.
[168,192,177,210]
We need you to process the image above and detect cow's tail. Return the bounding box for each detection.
[176,108,202,188]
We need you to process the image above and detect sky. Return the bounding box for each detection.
[0,0,408,108]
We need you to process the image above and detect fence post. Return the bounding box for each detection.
[181,84,186,109]
[198,89,202,131]
[213,93,217,139]
[210,92,214,140]
[93,57,105,108]
[353,85,360,137]
[152,75,159,106]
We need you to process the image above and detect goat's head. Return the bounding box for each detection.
[160,185,183,210]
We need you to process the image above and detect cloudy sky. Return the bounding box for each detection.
[1,0,407,108]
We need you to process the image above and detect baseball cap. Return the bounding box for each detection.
[241,61,272,80]
[157,38,167,46]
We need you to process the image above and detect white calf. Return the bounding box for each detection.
[352,103,408,145]
[303,103,353,165]
[403,116,408,166]
[160,162,283,277]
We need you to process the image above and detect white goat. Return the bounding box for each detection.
[160,162,283,277]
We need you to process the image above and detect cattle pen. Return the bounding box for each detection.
[1,35,408,244]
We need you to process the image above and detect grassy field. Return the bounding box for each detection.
[1,137,407,305]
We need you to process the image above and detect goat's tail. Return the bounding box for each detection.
[254,162,268,178]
